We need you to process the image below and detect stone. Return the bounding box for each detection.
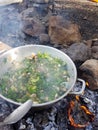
[33,0,50,4]
[21,17,46,37]
[20,7,49,37]
[39,33,50,44]
[20,7,48,21]
[20,8,37,19]
[63,43,91,62]
[92,40,98,46]
[91,46,98,59]
[79,59,98,90]
[84,39,92,48]
[48,15,81,46]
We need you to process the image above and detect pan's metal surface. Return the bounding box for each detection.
[0,45,84,108]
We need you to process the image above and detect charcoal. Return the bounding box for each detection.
[0,98,14,130]
[0,98,11,122]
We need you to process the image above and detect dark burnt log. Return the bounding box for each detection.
[79,59,98,90]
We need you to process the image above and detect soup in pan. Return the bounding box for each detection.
[0,52,70,104]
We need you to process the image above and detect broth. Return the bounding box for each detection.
[0,52,70,104]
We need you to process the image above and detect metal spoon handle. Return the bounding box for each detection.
[2,100,32,125]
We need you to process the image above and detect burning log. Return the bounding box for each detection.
[79,59,98,90]
[68,96,95,128]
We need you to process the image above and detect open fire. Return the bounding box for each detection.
[68,95,95,128]
[0,0,98,130]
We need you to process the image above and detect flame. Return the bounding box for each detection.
[68,100,95,128]
[91,0,98,3]
[75,95,80,101]
[86,82,89,87]
[68,101,87,128]
[80,106,95,121]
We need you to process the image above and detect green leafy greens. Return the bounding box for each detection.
[0,52,70,104]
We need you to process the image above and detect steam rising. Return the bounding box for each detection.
[0,2,24,47]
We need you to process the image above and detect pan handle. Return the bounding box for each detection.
[69,78,85,95]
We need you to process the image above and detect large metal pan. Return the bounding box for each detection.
[0,45,85,124]
[0,45,85,107]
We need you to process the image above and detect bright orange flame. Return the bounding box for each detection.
[91,0,98,3]
[75,95,80,101]
[86,82,89,87]
[80,106,95,121]
[68,101,87,128]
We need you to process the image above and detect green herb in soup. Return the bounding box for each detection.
[0,52,70,104]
